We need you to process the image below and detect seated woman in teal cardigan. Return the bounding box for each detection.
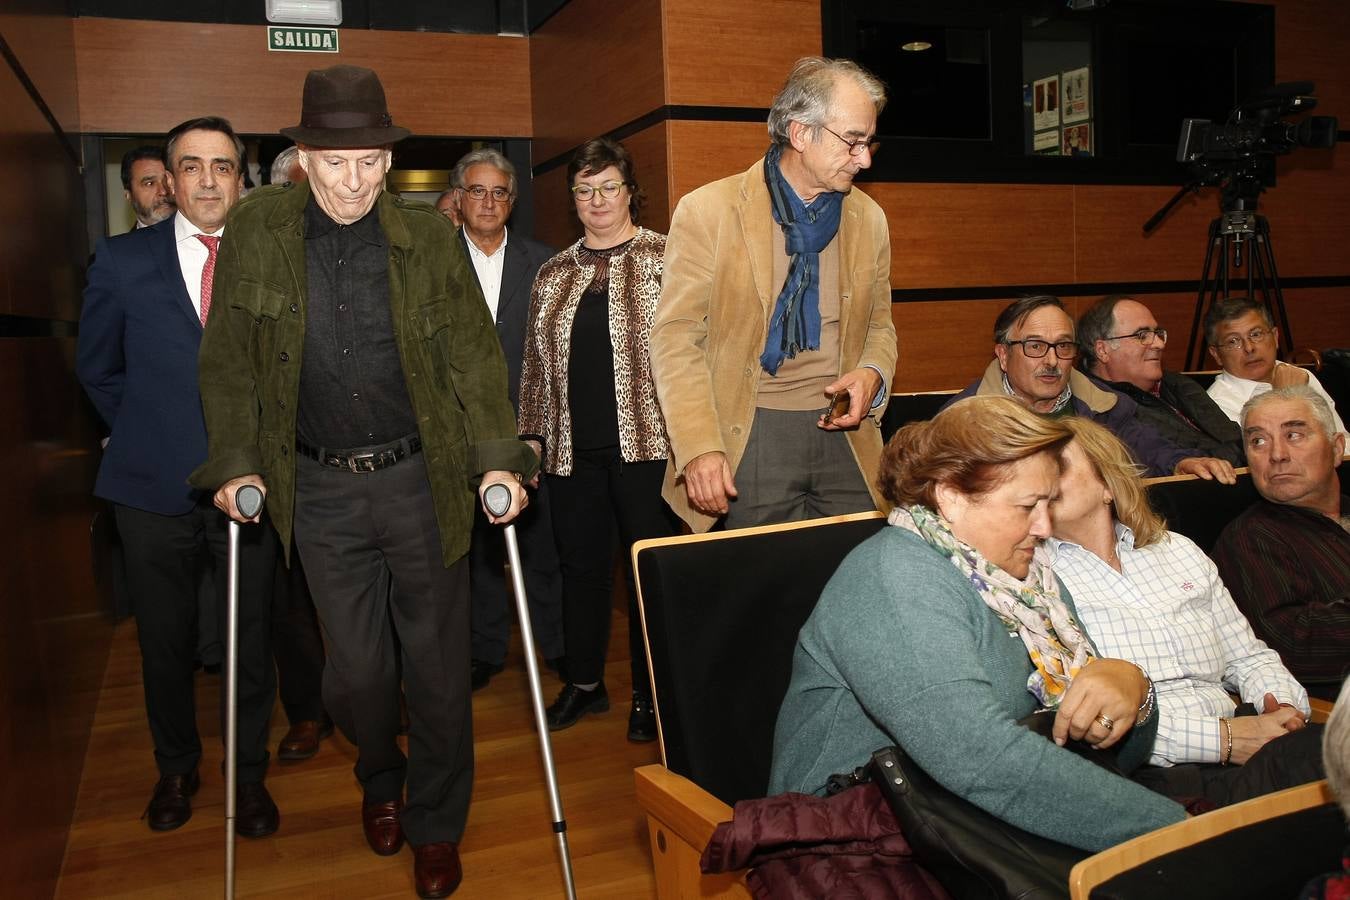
[769,396,1187,852]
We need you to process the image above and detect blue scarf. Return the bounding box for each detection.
[760,143,843,376]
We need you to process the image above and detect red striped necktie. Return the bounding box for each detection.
[196,234,220,325]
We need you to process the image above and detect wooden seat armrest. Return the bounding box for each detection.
[634,765,732,849]
[635,766,752,900]
[1309,697,1333,724]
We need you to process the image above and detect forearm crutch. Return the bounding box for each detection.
[483,482,578,900]
[225,483,264,900]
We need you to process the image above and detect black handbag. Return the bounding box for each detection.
[867,743,1088,900]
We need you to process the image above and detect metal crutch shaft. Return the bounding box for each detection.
[225,484,264,900]
[483,482,578,900]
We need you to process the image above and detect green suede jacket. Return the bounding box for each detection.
[189,182,537,566]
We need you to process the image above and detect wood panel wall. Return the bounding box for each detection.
[73,18,531,138]
[531,0,1350,392]
[0,6,106,900]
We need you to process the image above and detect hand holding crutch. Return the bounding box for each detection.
[482,480,578,900]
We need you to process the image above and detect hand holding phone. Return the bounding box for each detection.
[824,390,851,425]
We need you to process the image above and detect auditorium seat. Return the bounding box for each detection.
[880,390,958,442]
[1069,780,1340,900]
[1144,461,1350,555]
[631,512,885,900]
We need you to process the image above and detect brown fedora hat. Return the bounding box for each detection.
[281,65,410,148]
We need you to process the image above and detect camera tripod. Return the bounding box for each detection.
[1149,180,1295,370]
[1182,203,1293,370]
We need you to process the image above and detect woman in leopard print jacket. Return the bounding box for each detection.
[518,138,679,745]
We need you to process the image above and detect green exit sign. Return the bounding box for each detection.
[267,26,340,53]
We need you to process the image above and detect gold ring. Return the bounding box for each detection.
[1095,714,1115,731]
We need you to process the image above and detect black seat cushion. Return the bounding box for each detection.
[635,515,886,805]
[1090,803,1345,899]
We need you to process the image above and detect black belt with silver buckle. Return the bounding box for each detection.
[295,435,423,473]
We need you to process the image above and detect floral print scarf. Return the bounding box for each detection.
[889,504,1095,707]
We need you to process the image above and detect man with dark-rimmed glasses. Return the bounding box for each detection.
[950,295,1235,480]
[1077,294,1245,465]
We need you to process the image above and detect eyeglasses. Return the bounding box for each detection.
[1005,339,1079,360]
[1214,327,1273,353]
[571,181,626,202]
[1106,327,1168,346]
[819,125,881,158]
[459,185,512,203]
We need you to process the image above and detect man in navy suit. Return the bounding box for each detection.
[451,149,564,690]
[77,116,279,836]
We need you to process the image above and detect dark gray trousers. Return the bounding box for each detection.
[292,453,473,846]
[723,407,876,530]
[115,498,276,783]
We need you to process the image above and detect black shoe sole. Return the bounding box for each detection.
[236,813,280,838]
[147,814,191,832]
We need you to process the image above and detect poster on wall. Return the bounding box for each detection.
[1033,74,1060,131]
[1033,129,1060,155]
[1062,67,1090,123]
[1062,122,1093,156]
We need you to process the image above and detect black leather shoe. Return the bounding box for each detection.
[628,692,657,743]
[236,781,280,838]
[545,683,608,731]
[469,659,504,691]
[144,769,200,831]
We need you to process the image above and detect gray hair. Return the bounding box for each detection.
[1325,677,1350,818]
[1239,384,1338,440]
[1204,295,1273,347]
[1076,294,1134,372]
[270,145,300,185]
[452,147,517,198]
[767,56,887,148]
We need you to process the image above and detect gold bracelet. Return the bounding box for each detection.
[1220,717,1233,766]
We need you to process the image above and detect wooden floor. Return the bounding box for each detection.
[56,609,661,899]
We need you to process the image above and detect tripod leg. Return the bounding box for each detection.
[1255,219,1293,350]
[1188,219,1223,370]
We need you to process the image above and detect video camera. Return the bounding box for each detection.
[1176,81,1337,209]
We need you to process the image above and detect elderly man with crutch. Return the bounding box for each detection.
[193,65,537,899]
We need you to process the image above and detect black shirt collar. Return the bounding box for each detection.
[304,194,384,244]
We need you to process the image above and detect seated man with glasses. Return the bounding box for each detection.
[949,295,1235,480]
[1205,296,1348,438]
[1077,294,1244,465]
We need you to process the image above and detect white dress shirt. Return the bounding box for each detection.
[173,212,224,319]
[1042,523,1308,767]
[464,227,508,321]
[1207,364,1347,438]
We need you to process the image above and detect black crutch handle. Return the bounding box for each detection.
[235,484,264,521]
[482,481,513,519]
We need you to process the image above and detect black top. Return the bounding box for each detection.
[566,241,627,451]
[297,197,417,448]
[1094,371,1245,466]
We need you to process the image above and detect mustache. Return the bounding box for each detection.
[1034,365,1063,377]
